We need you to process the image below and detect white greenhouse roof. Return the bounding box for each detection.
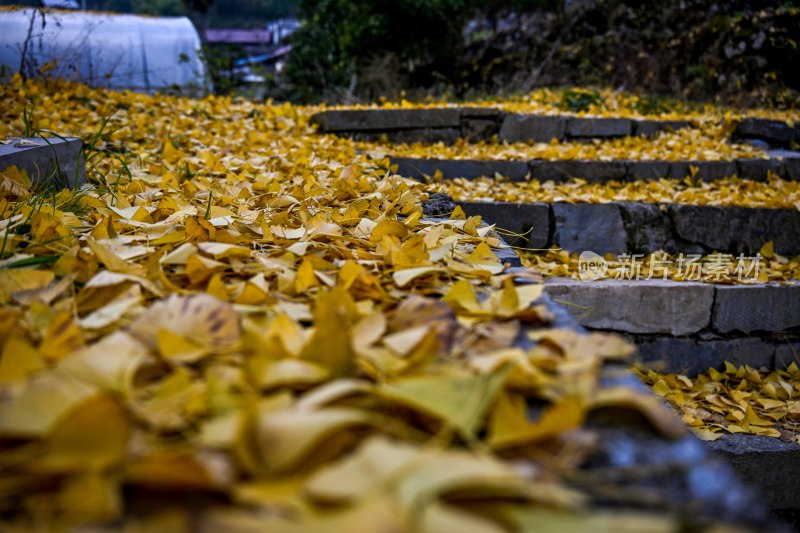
[0,8,207,92]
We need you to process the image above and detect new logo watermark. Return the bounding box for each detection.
[576,251,762,282]
[578,251,608,281]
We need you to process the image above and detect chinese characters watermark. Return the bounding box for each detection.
[578,251,762,282]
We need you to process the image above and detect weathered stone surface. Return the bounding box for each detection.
[633,120,692,137]
[552,203,627,254]
[667,161,738,181]
[566,117,632,138]
[460,107,503,119]
[707,434,800,512]
[543,278,714,335]
[618,202,674,252]
[529,160,628,183]
[775,342,800,367]
[311,108,462,132]
[585,426,778,530]
[461,119,500,142]
[627,160,672,180]
[669,205,800,255]
[768,150,800,181]
[635,337,775,375]
[736,158,787,181]
[734,118,796,146]
[347,128,460,144]
[498,115,566,143]
[458,201,550,248]
[0,137,86,188]
[713,283,800,334]
[391,157,529,181]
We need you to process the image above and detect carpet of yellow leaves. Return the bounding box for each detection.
[0,77,698,530]
[635,363,800,443]
[336,87,800,123]
[359,122,768,162]
[432,175,800,209]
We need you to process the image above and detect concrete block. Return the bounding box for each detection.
[0,137,86,188]
[618,202,673,253]
[768,151,800,181]
[458,201,550,248]
[713,283,800,334]
[552,203,627,254]
[708,434,800,512]
[461,119,500,142]
[666,161,738,181]
[774,342,800,368]
[529,160,629,183]
[566,117,632,138]
[310,108,462,132]
[498,115,566,143]
[391,157,529,181]
[636,337,775,376]
[627,160,672,180]
[633,120,692,137]
[543,278,714,335]
[734,118,795,147]
[460,107,503,119]
[736,158,787,181]
[669,205,800,255]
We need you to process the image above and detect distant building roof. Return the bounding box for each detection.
[204,28,273,45]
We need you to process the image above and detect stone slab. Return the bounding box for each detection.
[458,201,550,248]
[736,158,787,181]
[768,150,800,181]
[707,434,800,512]
[461,119,500,142]
[566,117,632,138]
[460,107,503,119]
[775,342,800,367]
[311,108,462,132]
[0,137,86,188]
[529,160,629,183]
[582,426,776,530]
[626,160,672,180]
[734,118,796,147]
[668,161,739,181]
[391,157,529,181]
[669,204,800,255]
[498,115,566,143]
[552,203,627,254]
[618,202,675,253]
[543,277,714,335]
[713,283,800,334]
[633,119,692,137]
[635,337,775,376]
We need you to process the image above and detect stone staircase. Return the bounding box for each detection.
[313,107,800,525]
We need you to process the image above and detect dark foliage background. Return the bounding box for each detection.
[282,0,800,107]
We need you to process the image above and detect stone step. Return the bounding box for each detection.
[543,277,800,336]
[457,200,800,255]
[0,137,86,188]
[311,107,693,144]
[391,154,800,182]
[313,108,799,151]
[511,290,781,529]
[733,118,800,149]
[540,277,800,374]
[707,434,800,527]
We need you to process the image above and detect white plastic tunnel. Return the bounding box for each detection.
[0,7,207,93]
